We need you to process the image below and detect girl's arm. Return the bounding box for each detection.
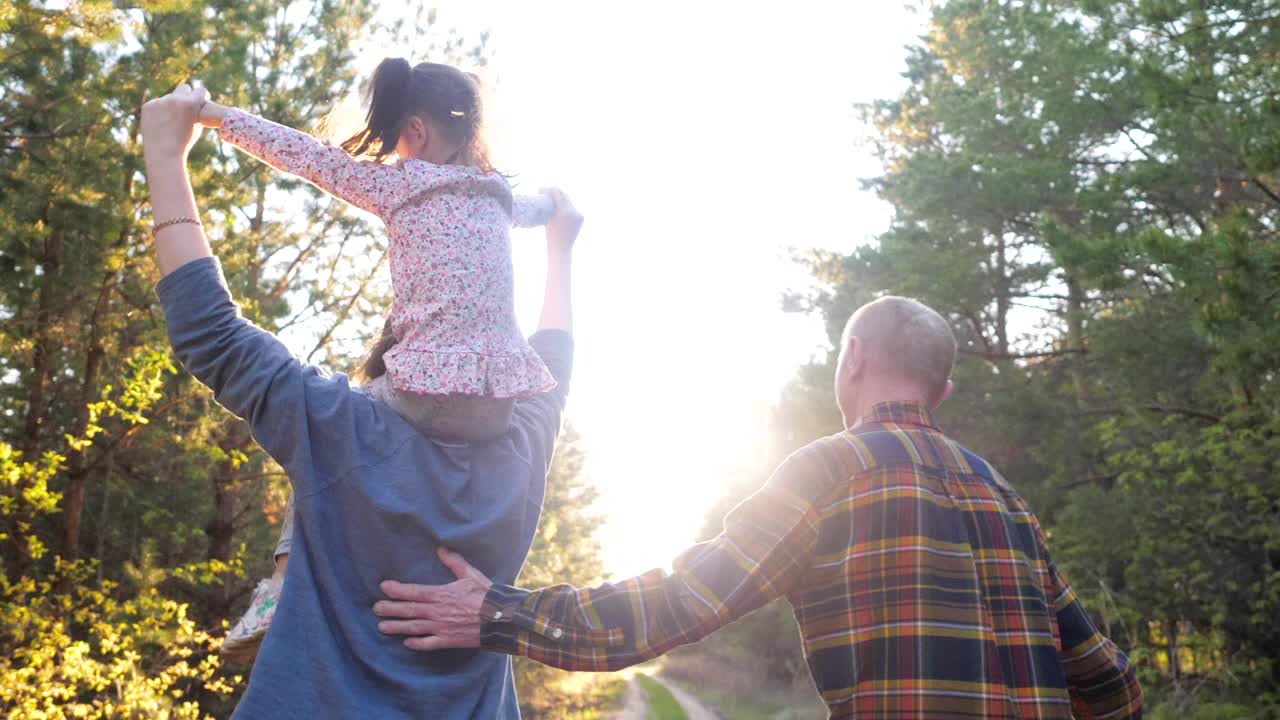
[200,101,407,218]
[144,86,371,493]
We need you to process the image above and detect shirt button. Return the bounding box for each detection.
[552,628,563,640]
[493,611,504,620]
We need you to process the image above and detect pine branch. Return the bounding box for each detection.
[961,348,1085,361]
[1250,177,1280,208]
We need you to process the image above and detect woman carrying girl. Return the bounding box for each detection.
[190,58,565,661]
[142,66,582,716]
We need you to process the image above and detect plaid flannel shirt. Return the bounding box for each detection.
[481,402,1142,719]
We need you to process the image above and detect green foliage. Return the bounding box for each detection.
[517,428,605,590]
[1148,700,1264,720]
[514,427,625,718]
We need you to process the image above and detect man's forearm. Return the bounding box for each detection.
[478,450,829,670]
[479,571,698,672]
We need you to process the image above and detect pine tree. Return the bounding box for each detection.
[0,2,495,714]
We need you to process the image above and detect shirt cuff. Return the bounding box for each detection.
[478,583,622,655]
[478,583,536,655]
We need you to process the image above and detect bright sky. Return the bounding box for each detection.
[360,1,929,578]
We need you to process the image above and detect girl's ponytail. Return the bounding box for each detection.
[338,58,493,173]
[341,57,413,160]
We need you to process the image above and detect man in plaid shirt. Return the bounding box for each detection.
[374,296,1143,719]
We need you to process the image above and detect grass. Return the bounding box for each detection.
[665,679,784,720]
[635,674,689,720]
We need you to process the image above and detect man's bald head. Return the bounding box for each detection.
[841,296,957,403]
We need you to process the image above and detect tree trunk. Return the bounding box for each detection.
[19,229,61,458]
[6,227,62,584]
[206,431,251,619]
[994,231,1010,357]
[1064,272,1089,408]
[60,272,113,566]
[94,453,114,588]
[207,461,239,567]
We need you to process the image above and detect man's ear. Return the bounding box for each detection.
[932,379,955,410]
[842,336,864,382]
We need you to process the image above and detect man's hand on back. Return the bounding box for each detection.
[374,547,493,651]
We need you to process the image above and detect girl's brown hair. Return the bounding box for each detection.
[340,57,492,173]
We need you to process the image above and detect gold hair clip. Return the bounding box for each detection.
[449,110,466,117]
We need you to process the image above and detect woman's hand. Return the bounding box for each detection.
[542,188,584,261]
[141,83,209,162]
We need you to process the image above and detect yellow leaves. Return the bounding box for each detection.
[58,349,178,458]
[1,560,242,719]
[65,433,96,453]
[21,0,126,43]
[0,446,66,519]
[539,517,559,541]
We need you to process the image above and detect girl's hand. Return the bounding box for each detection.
[197,99,229,129]
[542,188,583,259]
[141,83,209,161]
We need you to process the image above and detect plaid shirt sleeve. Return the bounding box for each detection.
[478,446,834,671]
[1049,561,1144,719]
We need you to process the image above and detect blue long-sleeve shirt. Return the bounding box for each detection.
[158,257,572,719]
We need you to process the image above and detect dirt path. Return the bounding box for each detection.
[652,675,721,720]
[611,675,650,719]
[613,673,721,720]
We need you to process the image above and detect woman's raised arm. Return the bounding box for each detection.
[142,84,214,276]
[536,188,583,334]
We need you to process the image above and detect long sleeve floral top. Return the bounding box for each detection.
[220,108,555,398]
